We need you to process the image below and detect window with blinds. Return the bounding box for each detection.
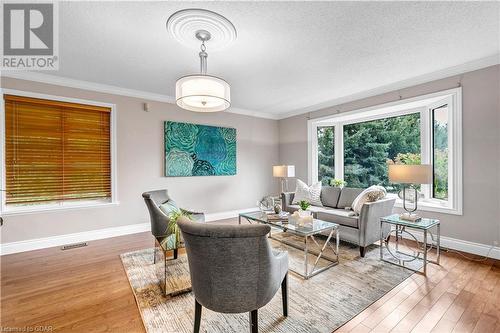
[4,94,112,207]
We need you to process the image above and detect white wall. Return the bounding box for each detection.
[279,65,500,247]
[0,77,280,244]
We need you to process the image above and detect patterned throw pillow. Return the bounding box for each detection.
[292,179,323,207]
[366,187,387,201]
[351,186,387,214]
[159,200,180,216]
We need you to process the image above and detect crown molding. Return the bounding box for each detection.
[2,54,498,121]
[0,71,279,120]
[277,54,500,120]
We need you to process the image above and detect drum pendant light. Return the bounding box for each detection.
[167,9,236,112]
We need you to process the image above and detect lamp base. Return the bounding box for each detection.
[399,212,422,222]
[280,178,289,193]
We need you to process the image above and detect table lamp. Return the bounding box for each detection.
[388,164,432,222]
[273,165,295,193]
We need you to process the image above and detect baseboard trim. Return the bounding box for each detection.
[0,223,151,256]
[4,210,498,260]
[204,207,256,222]
[0,207,257,255]
[396,228,500,260]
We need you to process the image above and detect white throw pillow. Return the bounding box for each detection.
[351,185,387,214]
[292,179,323,207]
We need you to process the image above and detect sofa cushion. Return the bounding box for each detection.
[288,205,359,228]
[352,185,387,214]
[321,186,342,208]
[292,179,323,207]
[316,209,359,229]
[337,187,364,208]
[287,205,330,214]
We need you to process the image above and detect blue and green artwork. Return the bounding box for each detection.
[165,121,236,176]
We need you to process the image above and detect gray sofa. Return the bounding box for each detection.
[281,186,395,257]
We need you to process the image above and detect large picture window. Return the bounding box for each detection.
[2,92,116,213]
[309,88,462,215]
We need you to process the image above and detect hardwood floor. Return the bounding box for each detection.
[1,221,499,332]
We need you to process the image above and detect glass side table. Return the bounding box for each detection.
[380,214,440,275]
[154,236,192,296]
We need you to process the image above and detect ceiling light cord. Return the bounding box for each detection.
[199,41,208,75]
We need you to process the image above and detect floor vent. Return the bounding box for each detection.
[61,242,88,250]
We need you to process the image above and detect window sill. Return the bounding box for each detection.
[1,201,120,216]
[393,198,462,216]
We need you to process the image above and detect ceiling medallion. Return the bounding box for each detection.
[167,9,236,112]
[167,9,237,51]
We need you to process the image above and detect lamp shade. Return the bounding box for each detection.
[388,164,432,184]
[176,75,230,112]
[273,165,295,178]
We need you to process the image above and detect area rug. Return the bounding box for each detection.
[121,238,420,333]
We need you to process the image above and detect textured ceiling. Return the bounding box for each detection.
[29,1,500,117]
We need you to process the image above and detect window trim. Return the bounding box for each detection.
[308,87,462,215]
[0,89,119,215]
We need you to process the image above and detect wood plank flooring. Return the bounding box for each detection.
[1,219,499,332]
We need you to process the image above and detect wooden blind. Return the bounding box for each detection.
[4,95,111,205]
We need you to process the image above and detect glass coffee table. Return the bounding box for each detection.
[239,211,339,279]
[380,214,440,275]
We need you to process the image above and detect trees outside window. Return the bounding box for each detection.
[432,105,449,200]
[343,113,421,192]
[317,126,334,185]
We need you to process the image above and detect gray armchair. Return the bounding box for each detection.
[177,217,289,333]
[142,189,204,259]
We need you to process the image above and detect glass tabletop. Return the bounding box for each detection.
[239,211,338,236]
[380,214,440,230]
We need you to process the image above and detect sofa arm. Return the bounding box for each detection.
[280,192,295,213]
[358,198,396,247]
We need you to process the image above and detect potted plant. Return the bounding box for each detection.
[330,178,347,188]
[164,210,192,250]
[298,200,311,217]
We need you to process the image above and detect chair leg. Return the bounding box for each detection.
[194,299,202,333]
[281,273,288,317]
[173,248,178,260]
[153,241,156,264]
[249,309,258,333]
[359,246,366,257]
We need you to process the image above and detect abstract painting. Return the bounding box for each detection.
[164,121,236,176]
